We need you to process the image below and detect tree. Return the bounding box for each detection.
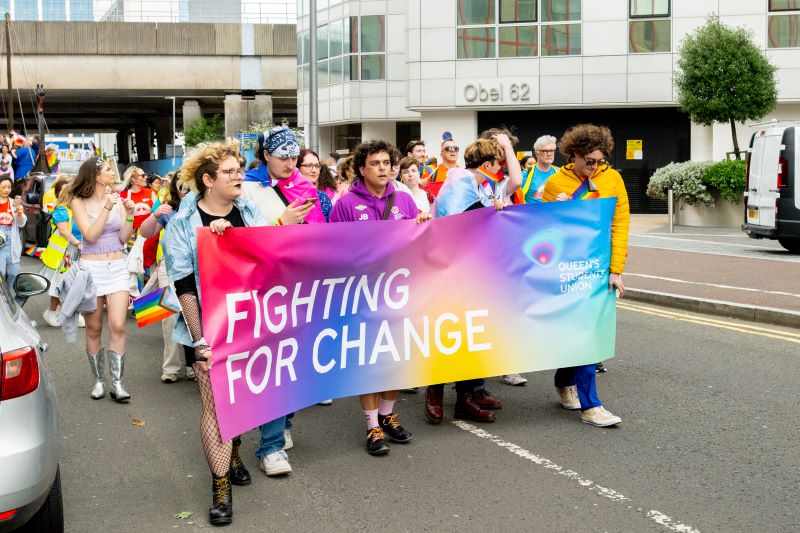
[183,115,225,148]
[675,17,778,159]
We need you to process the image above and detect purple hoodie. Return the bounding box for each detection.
[330,179,419,223]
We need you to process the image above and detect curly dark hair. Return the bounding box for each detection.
[353,140,398,180]
[558,124,614,159]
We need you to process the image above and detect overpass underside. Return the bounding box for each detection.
[0,21,298,161]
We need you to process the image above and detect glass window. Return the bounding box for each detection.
[297,67,303,90]
[318,59,329,86]
[302,65,310,90]
[330,19,344,57]
[769,0,800,11]
[350,17,359,53]
[499,25,537,56]
[0,0,9,14]
[302,30,310,64]
[541,23,581,55]
[499,0,536,23]
[457,0,495,25]
[348,55,359,80]
[768,14,800,47]
[361,54,385,80]
[330,56,344,84]
[542,0,580,22]
[15,0,38,20]
[361,15,385,53]
[70,0,94,21]
[317,24,329,59]
[630,0,670,18]
[457,26,496,58]
[43,0,67,20]
[297,33,303,65]
[629,19,670,52]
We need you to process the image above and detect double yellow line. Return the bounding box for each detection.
[617,302,800,345]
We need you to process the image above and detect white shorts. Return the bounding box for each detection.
[80,258,129,297]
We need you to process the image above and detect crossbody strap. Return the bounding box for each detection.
[381,193,396,221]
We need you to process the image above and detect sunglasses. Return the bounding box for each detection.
[582,157,606,167]
[443,146,460,153]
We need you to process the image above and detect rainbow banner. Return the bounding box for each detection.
[199,199,618,440]
[132,286,181,327]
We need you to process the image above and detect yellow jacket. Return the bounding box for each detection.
[542,163,630,274]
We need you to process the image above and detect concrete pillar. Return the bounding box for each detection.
[420,110,477,167]
[319,126,334,158]
[224,94,248,137]
[116,127,130,165]
[361,121,396,145]
[154,117,172,159]
[250,94,273,125]
[134,126,152,162]
[182,100,202,130]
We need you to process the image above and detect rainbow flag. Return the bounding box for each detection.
[570,177,601,200]
[474,167,503,194]
[420,163,435,181]
[25,246,43,257]
[132,286,181,327]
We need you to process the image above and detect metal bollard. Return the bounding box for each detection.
[668,189,674,234]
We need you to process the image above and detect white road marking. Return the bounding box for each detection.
[629,242,800,264]
[626,273,800,299]
[453,421,701,533]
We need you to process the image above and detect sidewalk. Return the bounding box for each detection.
[624,215,800,328]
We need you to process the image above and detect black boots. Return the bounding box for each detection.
[229,437,251,486]
[209,473,232,526]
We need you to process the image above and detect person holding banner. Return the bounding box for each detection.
[542,123,628,428]
[70,157,136,402]
[164,140,264,526]
[330,140,431,456]
[425,133,521,424]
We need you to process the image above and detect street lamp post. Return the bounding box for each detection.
[308,0,318,152]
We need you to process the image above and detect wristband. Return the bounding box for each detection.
[277,217,283,226]
[104,205,113,211]
[192,336,208,348]
[126,217,134,223]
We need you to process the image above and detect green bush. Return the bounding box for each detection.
[183,115,225,148]
[701,159,746,203]
[646,161,714,205]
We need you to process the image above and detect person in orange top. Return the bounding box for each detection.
[542,124,629,428]
[421,132,460,197]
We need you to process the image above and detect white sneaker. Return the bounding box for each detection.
[185,367,196,381]
[259,450,292,476]
[283,429,293,451]
[42,309,61,327]
[581,406,622,427]
[557,386,581,410]
[78,314,86,328]
[500,373,527,386]
[317,399,333,405]
[160,373,178,383]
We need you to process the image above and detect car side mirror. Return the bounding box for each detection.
[14,273,50,298]
[25,193,39,205]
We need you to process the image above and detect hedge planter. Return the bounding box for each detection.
[674,192,744,228]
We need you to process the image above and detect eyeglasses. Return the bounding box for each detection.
[443,146,460,153]
[536,149,555,154]
[582,157,606,168]
[300,163,321,170]
[217,168,244,180]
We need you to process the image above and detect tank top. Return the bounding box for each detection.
[80,201,126,255]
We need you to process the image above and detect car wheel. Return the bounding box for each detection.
[20,467,64,533]
[778,237,800,253]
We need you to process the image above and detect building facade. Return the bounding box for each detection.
[297,0,800,213]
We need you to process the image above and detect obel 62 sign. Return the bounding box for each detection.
[456,79,537,106]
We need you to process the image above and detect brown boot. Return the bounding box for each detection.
[424,384,444,424]
[472,389,502,410]
[454,393,496,423]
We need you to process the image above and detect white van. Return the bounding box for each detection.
[742,122,800,252]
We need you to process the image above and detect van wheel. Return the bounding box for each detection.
[22,467,64,532]
[778,238,800,253]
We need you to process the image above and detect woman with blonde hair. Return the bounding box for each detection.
[70,157,136,402]
[164,140,267,526]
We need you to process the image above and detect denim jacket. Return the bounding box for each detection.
[163,191,267,347]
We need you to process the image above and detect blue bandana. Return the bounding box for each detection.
[262,126,300,158]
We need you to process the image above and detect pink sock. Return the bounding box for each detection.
[378,399,395,416]
[363,409,379,430]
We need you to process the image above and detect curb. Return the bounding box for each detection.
[625,288,800,329]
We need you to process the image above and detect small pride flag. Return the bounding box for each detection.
[25,246,43,258]
[132,286,181,327]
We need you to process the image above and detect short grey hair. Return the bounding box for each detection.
[533,135,557,152]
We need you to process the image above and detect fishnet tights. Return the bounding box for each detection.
[195,365,232,477]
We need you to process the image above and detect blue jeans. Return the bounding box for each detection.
[255,415,286,459]
[0,245,19,292]
[554,364,601,411]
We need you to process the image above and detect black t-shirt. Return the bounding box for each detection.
[174,204,245,296]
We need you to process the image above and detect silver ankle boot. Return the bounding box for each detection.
[86,348,106,399]
[107,350,131,402]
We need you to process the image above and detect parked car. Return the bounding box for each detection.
[12,172,58,247]
[742,122,800,252]
[0,254,62,532]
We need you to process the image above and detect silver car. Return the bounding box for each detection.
[0,251,62,532]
